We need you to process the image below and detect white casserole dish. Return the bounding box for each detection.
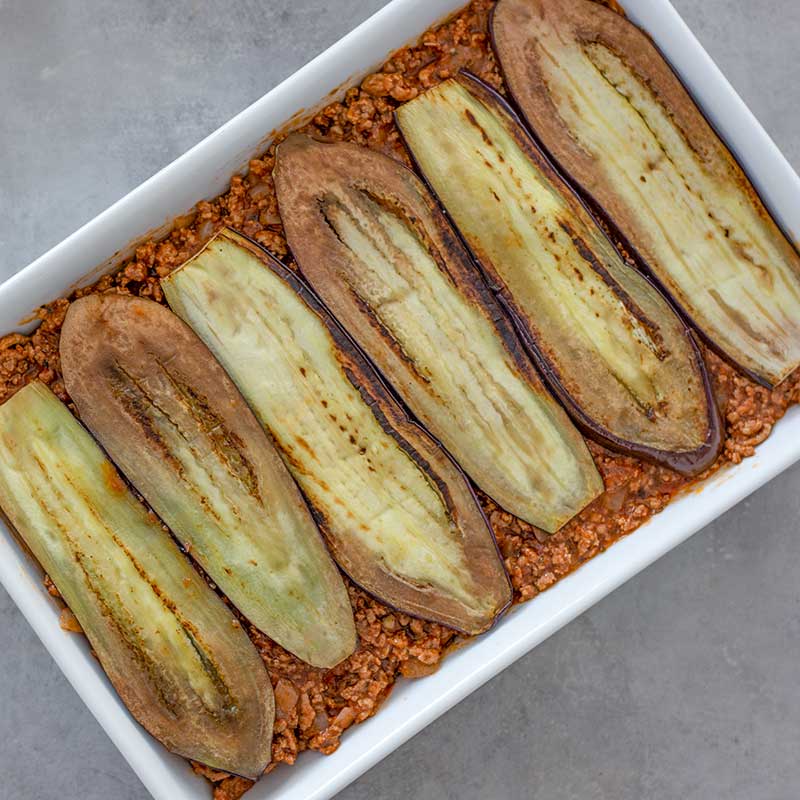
[1,1,799,798]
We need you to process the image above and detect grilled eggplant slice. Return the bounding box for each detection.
[396,73,721,475]
[60,293,355,669]
[161,230,512,634]
[0,382,273,778]
[273,133,602,532]
[491,0,800,387]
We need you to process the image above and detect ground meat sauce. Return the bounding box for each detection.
[1,2,798,798]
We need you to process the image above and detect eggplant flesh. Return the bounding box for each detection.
[273,134,602,533]
[0,382,273,779]
[60,293,356,669]
[491,0,800,387]
[162,230,512,635]
[396,74,720,474]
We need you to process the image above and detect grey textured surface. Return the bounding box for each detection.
[1,1,799,798]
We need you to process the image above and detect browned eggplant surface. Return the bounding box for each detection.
[60,293,356,669]
[0,382,273,778]
[273,133,602,532]
[492,0,800,387]
[396,72,721,475]
[162,230,512,634]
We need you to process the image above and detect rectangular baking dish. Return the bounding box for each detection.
[1,1,799,799]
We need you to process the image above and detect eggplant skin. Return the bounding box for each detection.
[60,292,356,669]
[0,382,273,779]
[273,133,603,533]
[395,72,722,476]
[491,0,800,388]
[162,229,512,635]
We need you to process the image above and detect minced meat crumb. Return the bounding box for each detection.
[1,2,798,798]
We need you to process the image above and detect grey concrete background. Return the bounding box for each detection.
[1,0,798,798]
